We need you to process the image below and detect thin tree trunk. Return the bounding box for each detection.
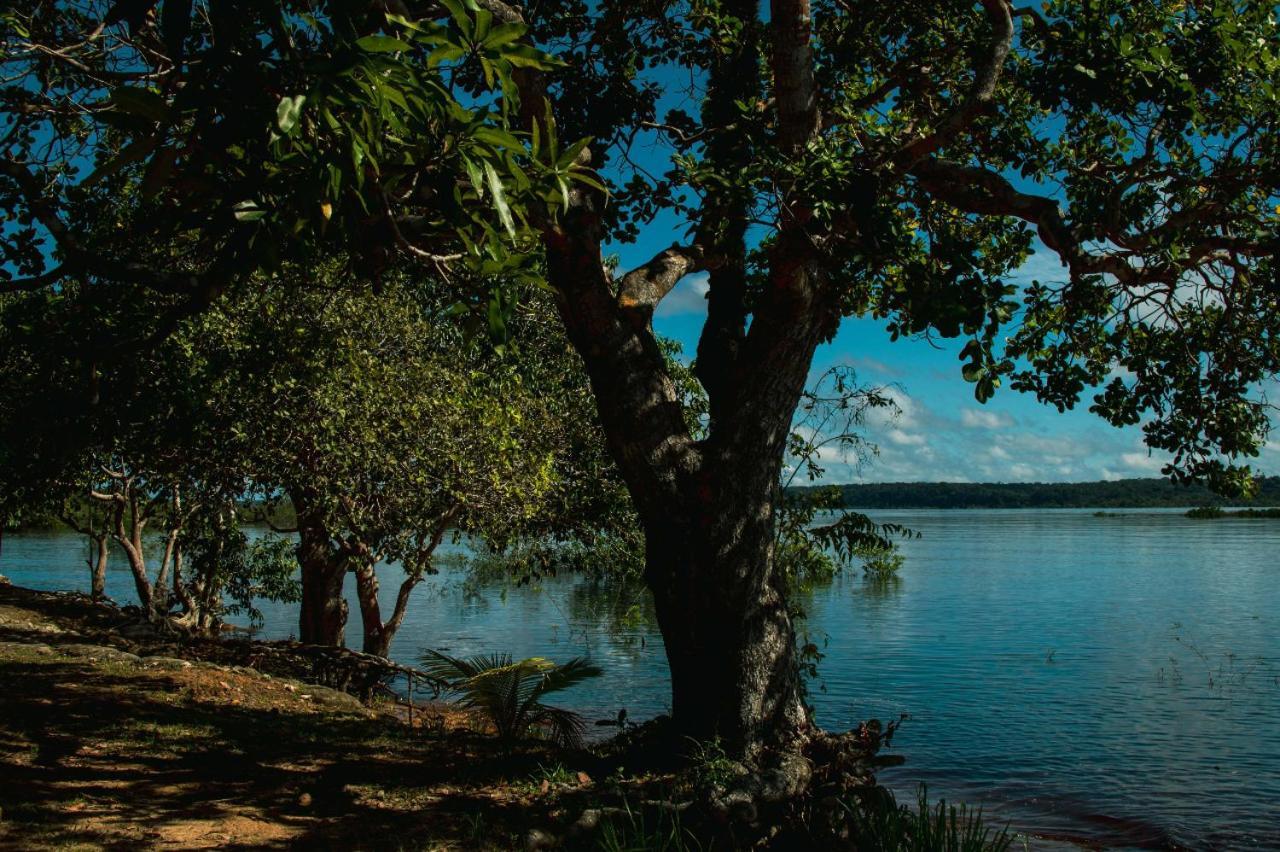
[353,561,388,657]
[113,492,155,615]
[354,561,423,659]
[90,533,109,601]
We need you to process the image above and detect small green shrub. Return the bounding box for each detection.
[855,543,905,578]
[1186,505,1224,519]
[421,651,602,750]
[846,784,1013,852]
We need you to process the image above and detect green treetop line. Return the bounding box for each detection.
[794,476,1280,510]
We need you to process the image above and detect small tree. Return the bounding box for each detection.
[184,270,566,655]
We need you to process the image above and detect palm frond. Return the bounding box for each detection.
[539,657,603,695]
[419,649,512,686]
[529,704,588,749]
[420,648,602,749]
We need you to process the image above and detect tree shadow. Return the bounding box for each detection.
[0,651,563,849]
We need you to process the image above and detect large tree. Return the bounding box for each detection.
[425,0,1279,776]
[6,0,1279,783]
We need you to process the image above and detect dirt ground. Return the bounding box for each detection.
[0,583,598,850]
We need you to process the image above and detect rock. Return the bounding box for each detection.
[60,644,141,665]
[524,828,557,850]
[144,656,193,671]
[117,622,159,640]
[566,808,601,839]
[710,789,757,824]
[0,574,9,585]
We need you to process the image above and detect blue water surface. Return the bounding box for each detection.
[3,508,1277,850]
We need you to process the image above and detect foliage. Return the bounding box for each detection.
[0,0,584,345]
[420,650,602,750]
[855,544,905,579]
[777,367,915,589]
[841,785,1014,852]
[1187,505,1280,519]
[595,801,702,852]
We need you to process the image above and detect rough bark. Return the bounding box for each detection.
[294,496,349,647]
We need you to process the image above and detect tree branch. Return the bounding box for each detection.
[892,0,1013,171]
[616,245,710,319]
[911,157,1144,284]
[770,0,821,151]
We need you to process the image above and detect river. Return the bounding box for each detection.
[2,508,1277,850]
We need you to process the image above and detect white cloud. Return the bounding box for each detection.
[653,272,709,318]
[886,428,927,447]
[960,409,1014,429]
[1120,451,1166,473]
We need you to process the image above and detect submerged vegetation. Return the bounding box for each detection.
[1187,506,1280,519]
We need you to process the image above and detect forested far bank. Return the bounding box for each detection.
[799,477,1280,510]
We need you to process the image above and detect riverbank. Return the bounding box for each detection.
[0,580,1021,851]
[0,581,615,849]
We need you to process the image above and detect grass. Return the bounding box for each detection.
[595,801,703,852]
[847,784,1014,852]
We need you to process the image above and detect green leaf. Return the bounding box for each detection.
[483,161,515,237]
[438,0,474,39]
[108,87,171,123]
[356,34,413,52]
[482,22,526,50]
[233,201,266,222]
[501,44,560,69]
[427,44,468,67]
[473,126,525,151]
[462,156,485,197]
[276,94,306,134]
[556,136,592,170]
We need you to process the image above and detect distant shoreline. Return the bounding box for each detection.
[790,476,1280,510]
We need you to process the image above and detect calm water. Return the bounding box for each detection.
[3,509,1278,850]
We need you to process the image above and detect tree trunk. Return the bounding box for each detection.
[90,533,109,601]
[295,506,348,646]
[353,561,389,658]
[353,560,422,659]
[642,441,814,760]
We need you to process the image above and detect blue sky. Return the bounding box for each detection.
[587,11,1278,486]
[617,240,1280,485]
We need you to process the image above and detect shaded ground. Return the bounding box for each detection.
[0,583,600,850]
